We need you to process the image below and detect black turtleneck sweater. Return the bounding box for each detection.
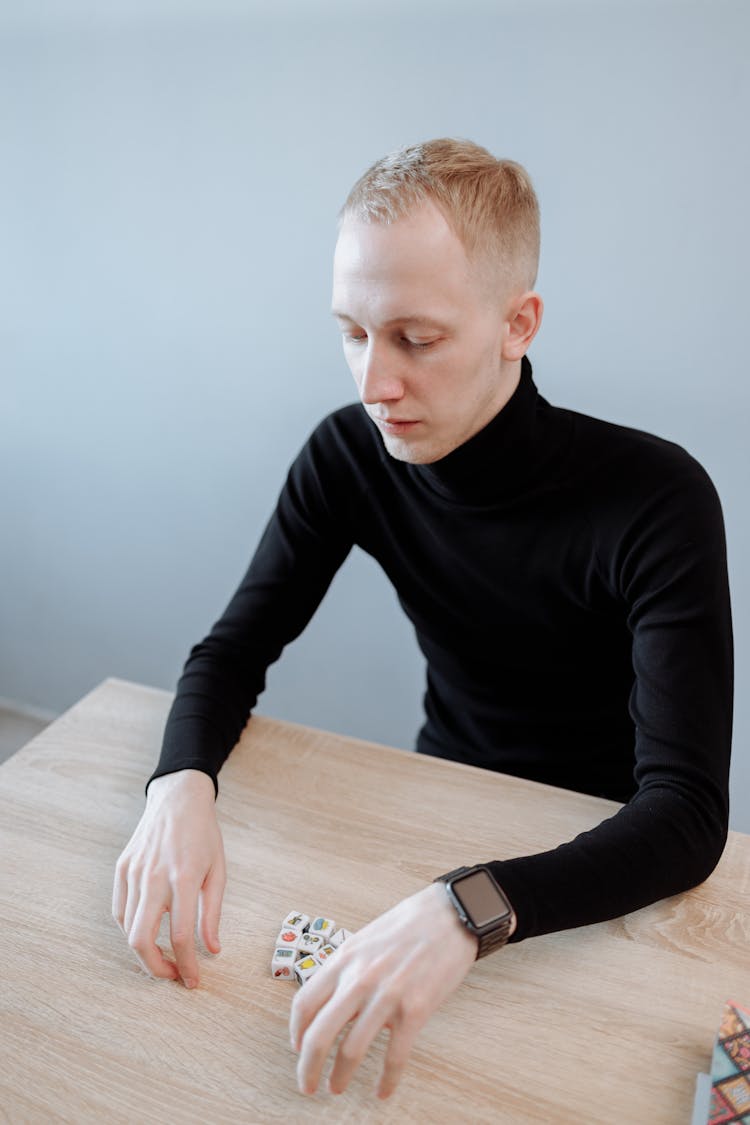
[150,358,733,943]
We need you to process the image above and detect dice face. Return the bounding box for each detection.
[298,932,324,955]
[316,944,336,962]
[282,912,310,932]
[310,917,336,936]
[295,955,319,985]
[271,947,298,980]
[276,929,301,949]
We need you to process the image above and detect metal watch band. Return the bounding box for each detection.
[475,917,512,958]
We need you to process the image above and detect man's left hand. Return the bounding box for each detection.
[289,881,479,1100]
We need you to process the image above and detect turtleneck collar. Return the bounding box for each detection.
[406,356,566,505]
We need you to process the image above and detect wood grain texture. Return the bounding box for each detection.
[0,678,747,1123]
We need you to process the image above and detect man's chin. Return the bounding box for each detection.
[379,431,445,465]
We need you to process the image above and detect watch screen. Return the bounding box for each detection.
[454,869,507,927]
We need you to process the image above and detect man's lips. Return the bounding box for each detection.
[374,417,421,433]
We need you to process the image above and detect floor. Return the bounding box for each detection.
[0,707,50,766]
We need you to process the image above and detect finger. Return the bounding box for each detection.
[112,862,128,932]
[294,978,360,1095]
[376,1020,421,1100]
[289,960,340,1052]
[327,985,397,1095]
[122,871,142,938]
[198,861,226,954]
[170,884,201,988]
[128,899,180,980]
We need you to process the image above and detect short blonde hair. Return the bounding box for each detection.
[340,138,540,294]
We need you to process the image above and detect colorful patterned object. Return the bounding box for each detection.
[709,1001,750,1123]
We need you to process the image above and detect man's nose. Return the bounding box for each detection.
[358,342,405,405]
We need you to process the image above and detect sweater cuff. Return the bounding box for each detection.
[145,762,219,800]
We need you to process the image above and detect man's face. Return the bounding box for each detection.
[332,199,519,464]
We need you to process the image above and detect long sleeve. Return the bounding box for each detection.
[147,418,356,795]
[488,456,733,941]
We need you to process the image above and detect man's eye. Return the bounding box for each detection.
[344,333,367,343]
[403,338,436,349]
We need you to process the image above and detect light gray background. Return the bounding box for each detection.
[2,1,748,827]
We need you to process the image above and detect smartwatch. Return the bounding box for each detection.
[434,864,514,959]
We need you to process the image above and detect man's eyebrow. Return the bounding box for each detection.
[331,311,449,329]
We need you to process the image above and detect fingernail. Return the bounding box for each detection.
[183,978,197,990]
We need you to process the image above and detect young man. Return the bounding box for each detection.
[113,139,733,1100]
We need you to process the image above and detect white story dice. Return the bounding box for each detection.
[328,928,351,949]
[316,943,337,963]
[271,947,298,980]
[282,911,310,932]
[309,917,336,939]
[294,955,320,985]
[297,931,325,956]
[275,927,302,951]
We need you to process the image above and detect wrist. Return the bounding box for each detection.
[146,769,216,805]
[434,865,516,957]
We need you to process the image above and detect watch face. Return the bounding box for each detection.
[453,869,509,928]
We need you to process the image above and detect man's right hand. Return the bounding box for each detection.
[112,769,226,989]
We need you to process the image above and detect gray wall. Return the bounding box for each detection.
[2,1,748,827]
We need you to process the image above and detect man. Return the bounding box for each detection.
[113,139,733,1100]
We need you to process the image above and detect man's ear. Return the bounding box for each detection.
[502,291,544,361]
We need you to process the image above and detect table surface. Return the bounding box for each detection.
[1,678,748,1123]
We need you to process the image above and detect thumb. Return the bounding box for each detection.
[200,862,226,954]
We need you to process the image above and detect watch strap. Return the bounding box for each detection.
[474,917,512,958]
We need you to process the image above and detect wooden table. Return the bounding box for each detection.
[1,678,748,1123]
